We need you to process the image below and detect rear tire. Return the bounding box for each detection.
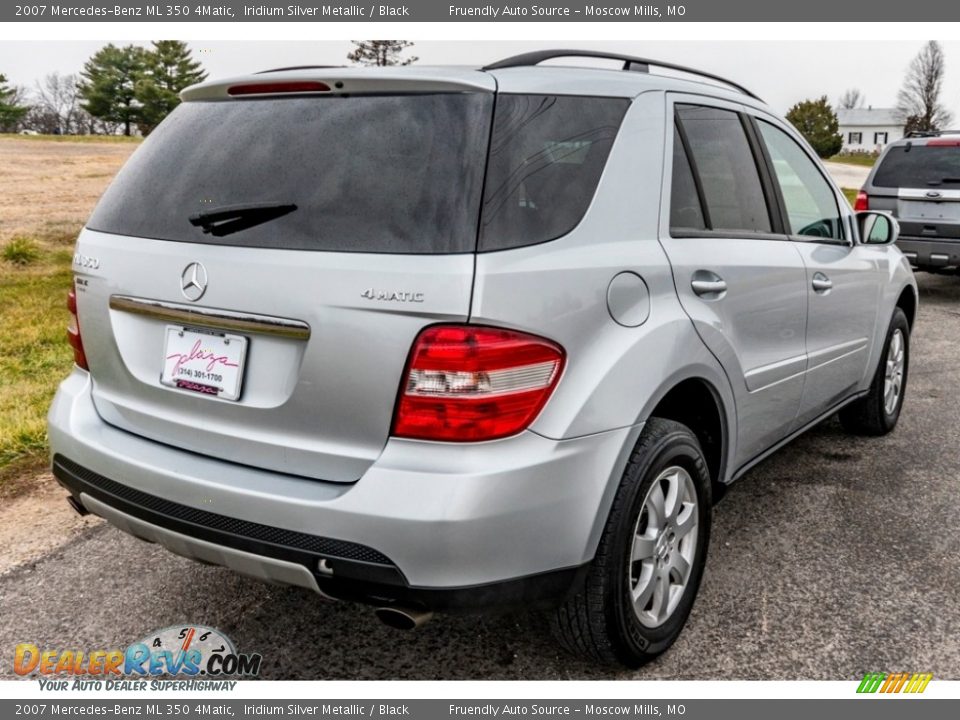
[839,308,910,436]
[552,418,711,667]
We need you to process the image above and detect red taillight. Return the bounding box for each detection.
[854,191,869,212]
[227,81,331,96]
[392,325,565,442]
[927,139,960,146]
[67,283,88,370]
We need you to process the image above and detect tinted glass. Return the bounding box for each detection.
[676,105,771,233]
[479,94,629,251]
[873,145,960,188]
[758,121,843,240]
[87,94,493,254]
[670,124,706,231]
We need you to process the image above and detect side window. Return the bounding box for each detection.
[675,105,772,234]
[670,123,706,231]
[757,121,843,241]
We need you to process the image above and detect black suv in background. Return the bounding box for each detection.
[857,130,960,273]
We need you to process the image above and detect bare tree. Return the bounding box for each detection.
[34,72,81,134]
[896,40,953,132]
[838,88,864,110]
[347,41,417,67]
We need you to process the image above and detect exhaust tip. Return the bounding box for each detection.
[66,495,89,517]
[374,606,433,631]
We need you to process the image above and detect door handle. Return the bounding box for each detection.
[691,274,727,297]
[812,273,833,293]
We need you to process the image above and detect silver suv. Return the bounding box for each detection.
[857,129,960,273]
[49,50,917,667]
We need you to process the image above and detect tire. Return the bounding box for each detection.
[839,308,910,436]
[552,418,712,667]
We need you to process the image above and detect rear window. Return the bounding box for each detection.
[873,144,960,188]
[478,95,629,251]
[87,94,494,254]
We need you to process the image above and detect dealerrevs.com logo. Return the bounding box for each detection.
[14,625,261,690]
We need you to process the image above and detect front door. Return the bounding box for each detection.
[753,119,879,427]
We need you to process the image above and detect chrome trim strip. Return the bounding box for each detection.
[109,295,311,340]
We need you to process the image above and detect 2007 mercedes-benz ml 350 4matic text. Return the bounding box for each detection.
[49,50,917,667]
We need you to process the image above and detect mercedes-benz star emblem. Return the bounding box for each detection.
[180,262,208,302]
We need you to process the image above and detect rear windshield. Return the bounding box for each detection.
[88,92,628,254]
[87,94,493,254]
[873,144,960,188]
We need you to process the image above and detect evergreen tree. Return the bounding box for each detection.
[347,41,418,67]
[0,73,28,130]
[786,96,843,158]
[136,41,207,135]
[78,44,150,136]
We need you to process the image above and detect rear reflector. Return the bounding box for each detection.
[227,81,331,96]
[392,325,565,442]
[854,190,869,212]
[67,283,88,370]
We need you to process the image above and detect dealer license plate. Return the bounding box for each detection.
[160,326,248,401]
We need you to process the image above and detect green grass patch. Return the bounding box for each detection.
[0,248,74,490]
[841,188,858,207]
[828,153,878,168]
[0,133,141,144]
[2,236,41,266]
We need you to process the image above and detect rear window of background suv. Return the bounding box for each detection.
[872,144,960,188]
[87,93,629,255]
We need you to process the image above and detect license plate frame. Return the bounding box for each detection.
[160,325,248,401]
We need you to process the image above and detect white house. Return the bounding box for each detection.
[837,108,905,153]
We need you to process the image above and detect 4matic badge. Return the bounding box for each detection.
[360,288,424,303]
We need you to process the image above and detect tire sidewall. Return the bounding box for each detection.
[607,427,712,662]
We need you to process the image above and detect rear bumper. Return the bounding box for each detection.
[48,369,635,611]
[896,236,960,269]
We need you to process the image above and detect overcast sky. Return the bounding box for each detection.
[2,40,960,118]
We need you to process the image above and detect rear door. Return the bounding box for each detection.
[75,74,495,482]
[752,117,879,426]
[659,98,808,468]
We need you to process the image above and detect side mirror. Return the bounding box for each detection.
[857,211,899,245]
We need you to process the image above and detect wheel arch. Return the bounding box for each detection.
[896,284,917,329]
[644,376,730,495]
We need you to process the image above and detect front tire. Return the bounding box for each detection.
[839,307,910,436]
[552,418,712,667]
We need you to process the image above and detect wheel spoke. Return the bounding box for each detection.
[632,534,656,561]
[664,471,682,522]
[649,571,668,621]
[646,484,666,529]
[672,553,691,582]
[675,505,696,539]
[632,567,656,609]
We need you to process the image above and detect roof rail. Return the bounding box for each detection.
[482,49,762,101]
[905,129,960,138]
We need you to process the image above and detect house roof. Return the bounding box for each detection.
[837,108,902,127]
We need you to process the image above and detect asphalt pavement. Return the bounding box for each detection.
[1,273,958,681]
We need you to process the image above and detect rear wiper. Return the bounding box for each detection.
[189,202,297,237]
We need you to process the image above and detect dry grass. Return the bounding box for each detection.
[0,136,137,495]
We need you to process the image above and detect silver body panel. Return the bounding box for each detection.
[49,64,916,592]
